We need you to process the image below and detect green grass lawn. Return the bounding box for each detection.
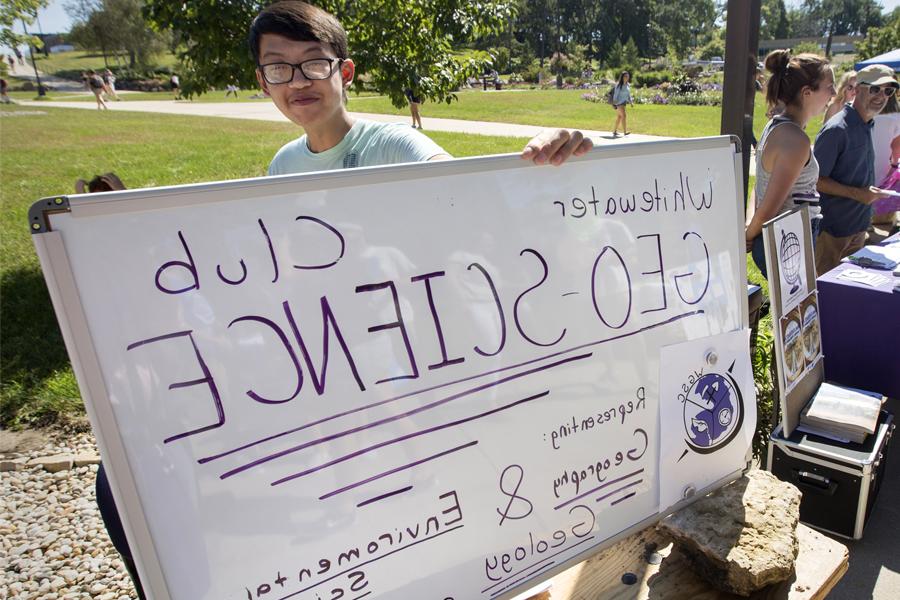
[8,89,380,103]
[31,50,179,76]
[346,89,825,139]
[0,104,527,428]
[17,86,824,141]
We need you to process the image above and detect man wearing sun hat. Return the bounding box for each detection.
[813,63,899,274]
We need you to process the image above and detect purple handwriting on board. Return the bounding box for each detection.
[245,570,367,600]
[483,504,596,583]
[134,216,711,444]
[544,387,647,451]
[553,173,714,219]
[554,468,644,511]
[319,441,478,501]
[125,331,225,443]
[241,490,463,599]
[551,429,649,500]
[154,216,343,294]
[496,465,533,526]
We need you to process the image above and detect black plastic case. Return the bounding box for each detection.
[767,410,894,539]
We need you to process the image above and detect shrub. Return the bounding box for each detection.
[521,60,550,84]
[671,72,701,95]
[792,41,823,56]
[751,314,776,461]
[550,53,571,75]
[491,47,511,73]
[697,38,725,61]
[633,70,671,88]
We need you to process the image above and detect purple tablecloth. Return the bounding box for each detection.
[816,260,900,398]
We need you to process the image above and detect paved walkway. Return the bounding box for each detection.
[19,97,760,175]
[18,98,662,146]
[7,60,85,92]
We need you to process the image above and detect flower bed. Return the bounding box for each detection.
[582,77,723,107]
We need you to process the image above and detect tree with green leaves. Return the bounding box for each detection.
[856,11,900,60]
[1,0,47,51]
[144,0,514,104]
[760,0,790,40]
[66,0,169,68]
[515,0,552,66]
[789,1,883,55]
[651,0,716,59]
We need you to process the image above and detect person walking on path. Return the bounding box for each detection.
[813,64,897,274]
[225,81,239,98]
[611,71,633,137]
[745,50,835,278]
[103,69,121,101]
[170,73,180,99]
[405,78,423,129]
[823,70,857,123]
[86,70,108,110]
[1,77,12,104]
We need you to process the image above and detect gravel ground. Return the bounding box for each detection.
[1,430,137,600]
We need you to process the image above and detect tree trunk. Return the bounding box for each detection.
[129,50,136,68]
[555,10,561,60]
[825,19,833,59]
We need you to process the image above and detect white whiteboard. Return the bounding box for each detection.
[32,137,751,600]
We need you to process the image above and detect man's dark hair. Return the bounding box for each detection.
[249,1,349,65]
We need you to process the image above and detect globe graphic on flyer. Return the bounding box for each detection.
[682,372,743,453]
[780,230,802,293]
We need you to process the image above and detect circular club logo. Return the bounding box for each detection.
[682,371,744,454]
[780,230,802,293]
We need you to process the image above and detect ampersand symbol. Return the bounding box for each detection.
[496,464,533,526]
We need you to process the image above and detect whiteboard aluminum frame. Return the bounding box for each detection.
[32,231,172,599]
[31,135,748,600]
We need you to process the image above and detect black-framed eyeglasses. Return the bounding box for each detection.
[860,82,898,97]
[258,58,343,84]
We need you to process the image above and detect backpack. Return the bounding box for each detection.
[606,86,616,105]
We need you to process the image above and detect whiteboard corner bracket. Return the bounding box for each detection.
[29,195,71,234]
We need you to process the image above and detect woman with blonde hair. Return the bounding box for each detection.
[823,70,856,123]
[745,49,835,278]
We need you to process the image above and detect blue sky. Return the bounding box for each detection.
[14,0,900,36]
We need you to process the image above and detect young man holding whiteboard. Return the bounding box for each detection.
[249,1,591,175]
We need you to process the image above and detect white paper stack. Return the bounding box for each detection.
[799,382,883,443]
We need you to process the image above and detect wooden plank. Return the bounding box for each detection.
[530,523,848,600]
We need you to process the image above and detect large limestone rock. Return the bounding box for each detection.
[658,469,802,596]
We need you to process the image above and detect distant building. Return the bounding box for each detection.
[34,33,68,51]
[758,35,863,55]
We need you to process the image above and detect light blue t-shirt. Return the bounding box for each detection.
[268,119,448,175]
[612,83,631,106]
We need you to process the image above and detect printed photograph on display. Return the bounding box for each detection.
[780,306,804,392]
[773,210,808,315]
[800,292,822,366]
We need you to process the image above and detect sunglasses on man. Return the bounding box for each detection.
[860,82,899,97]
